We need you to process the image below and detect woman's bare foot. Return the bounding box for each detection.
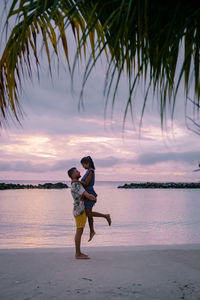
[88,231,96,242]
[75,253,90,259]
[106,214,111,226]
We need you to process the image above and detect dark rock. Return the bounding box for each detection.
[117,182,200,189]
[0,182,69,190]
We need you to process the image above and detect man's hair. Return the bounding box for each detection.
[67,167,76,179]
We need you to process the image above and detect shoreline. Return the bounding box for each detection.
[1,244,200,299]
[1,243,200,252]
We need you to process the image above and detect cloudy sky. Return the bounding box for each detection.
[0,7,200,182]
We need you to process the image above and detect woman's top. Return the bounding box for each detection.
[81,168,97,197]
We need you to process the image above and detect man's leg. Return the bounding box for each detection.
[74,212,90,259]
[74,228,89,259]
[75,227,83,255]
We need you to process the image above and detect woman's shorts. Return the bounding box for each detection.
[74,211,87,228]
[84,199,96,209]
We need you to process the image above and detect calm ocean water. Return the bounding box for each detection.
[0,180,200,249]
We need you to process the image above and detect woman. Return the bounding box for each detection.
[80,156,111,242]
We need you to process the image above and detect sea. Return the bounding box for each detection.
[0,180,200,249]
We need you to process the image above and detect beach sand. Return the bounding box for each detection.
[1,245,200,300]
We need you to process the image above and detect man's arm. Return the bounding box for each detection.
[82,190,96,201]
[72,182,96,201]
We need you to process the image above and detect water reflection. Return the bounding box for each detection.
[0,186,200,248]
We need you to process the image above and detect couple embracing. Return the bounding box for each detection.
[67,156,111,259]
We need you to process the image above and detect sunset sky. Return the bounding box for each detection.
[0,6,200,183]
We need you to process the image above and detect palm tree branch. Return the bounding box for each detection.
[1,0,200,130]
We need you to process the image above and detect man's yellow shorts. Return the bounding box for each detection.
[74,211,87,228]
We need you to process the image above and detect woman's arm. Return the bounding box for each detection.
[81,170,93,187]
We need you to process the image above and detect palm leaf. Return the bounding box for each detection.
[1,0,200,132]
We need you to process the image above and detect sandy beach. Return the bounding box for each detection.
[1,244,200,300]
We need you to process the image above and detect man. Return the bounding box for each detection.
[68,167,96,259]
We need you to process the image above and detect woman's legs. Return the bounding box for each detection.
[91,211,111,225]
[85,205,112,242]
[85,208,96,242]
[86,208,111,227]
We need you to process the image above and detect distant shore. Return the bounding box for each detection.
[118,182,200,189]
[0,182,69,190]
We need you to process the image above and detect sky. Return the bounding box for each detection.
[0,5,200,183]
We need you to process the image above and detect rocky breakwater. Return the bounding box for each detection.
[0,182,69,190]
[118,182,200,189]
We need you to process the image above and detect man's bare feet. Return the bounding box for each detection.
[75,253,90,259]
[106,214,111,226]
[88,231,96,242]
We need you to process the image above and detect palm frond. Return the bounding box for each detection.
[1,0,200,132]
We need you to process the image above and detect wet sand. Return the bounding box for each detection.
[1,244,200,300]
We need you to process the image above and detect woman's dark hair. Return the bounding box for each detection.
[80,156,95,169]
